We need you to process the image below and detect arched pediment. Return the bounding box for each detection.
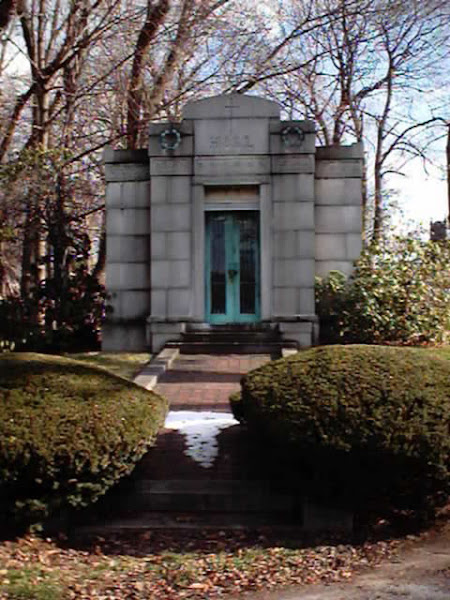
[183,93,280,119]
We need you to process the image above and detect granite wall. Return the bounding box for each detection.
[103,149,150,351]
[102,94,364,352]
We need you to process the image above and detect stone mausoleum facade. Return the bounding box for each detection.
[103,94,363,352]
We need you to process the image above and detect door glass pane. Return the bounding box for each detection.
[210,216,226,314]
[238,214,258,314]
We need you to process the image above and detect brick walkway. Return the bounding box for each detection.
[154,354,271,411]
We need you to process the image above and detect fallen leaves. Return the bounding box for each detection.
[0,530,402,599]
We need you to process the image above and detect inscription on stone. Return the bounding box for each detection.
[195,156,269,176]
[195,119,269,155]
[209,134,254,153]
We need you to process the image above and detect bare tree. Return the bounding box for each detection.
[0,0,248,296]
[256,0,449,241]
[367,2,449,240]
[2,0,447,304]
[126,0,171,149]
[0,0,16,30]
[126,0,232,148]
[0,0,127,307]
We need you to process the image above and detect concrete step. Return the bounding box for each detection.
[76,511,304,533]
[166,341,296,355]
[73,498,353,535]
[163,324,299,354]
[185,323,278,333]
[180,332,281,343]
[112,479,297,514]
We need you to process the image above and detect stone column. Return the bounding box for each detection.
[270,120,317,346]
[315,143,364,277]
[102,149,150,351]
[147,122,194,351]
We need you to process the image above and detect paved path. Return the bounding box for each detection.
[154,353,271,411]
[232,522,450,600]
[75,353,279,529]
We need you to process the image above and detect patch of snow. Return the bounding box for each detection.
[164,411,238,468]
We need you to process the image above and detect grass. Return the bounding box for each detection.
[67,352,152,380]
[0,566,63,600]
[425,345,450,362]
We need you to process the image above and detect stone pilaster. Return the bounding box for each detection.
[102,148,150,351]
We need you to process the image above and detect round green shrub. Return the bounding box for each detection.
[0,353,168,524]
[239,345,450,511]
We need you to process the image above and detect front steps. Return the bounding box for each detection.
[70,425,304,532]
[166,323,299,355]
[69,424,353,534]
[118,479,296,514]
[74,476,352,533]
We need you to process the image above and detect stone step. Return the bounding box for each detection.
[180,331,281,343]
[185,323,278,333]
[74,499,353,535]
[166,341,296,355]
[163,324,300,354]
[76,511,304,533]
[112,479,298,514]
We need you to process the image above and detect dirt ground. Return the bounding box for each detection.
[234,521,450,600]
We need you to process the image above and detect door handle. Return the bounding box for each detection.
[228,269,238,279]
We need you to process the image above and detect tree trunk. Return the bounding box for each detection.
[126,0,170,149]
[372,111,386,244]
[371,56,394,244]
[20,206,34,298]
[20,75,49,325]
[92,211,106,285]
[361,154,368,243]
[446,122,450,223]
[50,174,68,328]
[372,165,383,243]
[0,0,16,29]
[29,83,49,293]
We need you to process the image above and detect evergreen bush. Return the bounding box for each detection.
[238,345,450,512]
[0,353,167,526]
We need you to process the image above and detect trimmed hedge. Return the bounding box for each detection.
[237,345,450,510]
[0,353,168,524]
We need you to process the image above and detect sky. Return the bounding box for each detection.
[391,161,448,230]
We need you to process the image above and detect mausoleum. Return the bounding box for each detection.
[103,94,363,352]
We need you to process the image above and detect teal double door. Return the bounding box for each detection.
[205,211,260,324]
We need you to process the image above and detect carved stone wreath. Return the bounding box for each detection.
[281,126,305,148]
[160,128,181,150]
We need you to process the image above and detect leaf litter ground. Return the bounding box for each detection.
[0,527,406,599]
